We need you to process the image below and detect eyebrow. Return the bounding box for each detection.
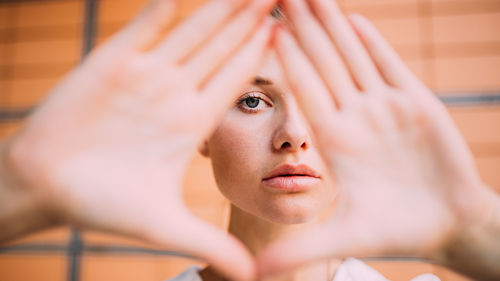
[253,76,273,86]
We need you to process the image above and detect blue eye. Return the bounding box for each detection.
[237,92,271,113]
[244,97,260,108]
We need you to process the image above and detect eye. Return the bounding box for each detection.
[244,97,260,108]
[237,92,271,113]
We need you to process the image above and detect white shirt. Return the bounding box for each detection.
[166,258,440,281]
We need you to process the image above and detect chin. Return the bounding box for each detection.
[263,198,322,224]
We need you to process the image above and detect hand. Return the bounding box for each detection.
[1,0,276,280]
[258,0,494,278]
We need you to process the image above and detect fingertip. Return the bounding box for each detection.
[257,225,346,279]
[207,245,257,281]
[274,25,294,51]
[347,13,375,34]
[256,245,290,278]
[348,13,366,22]
[153,214,257,281]
[196,230,257,281]
[255,235,311,279]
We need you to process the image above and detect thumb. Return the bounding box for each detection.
[150,212,256,281]
[256,219,372,278]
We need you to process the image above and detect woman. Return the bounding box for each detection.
[168,0,500,280]
[1,0,499,280]
[166,47,440,280]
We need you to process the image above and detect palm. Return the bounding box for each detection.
[301,88,478,257]
[5,0,276,280]
[258,0,487,276]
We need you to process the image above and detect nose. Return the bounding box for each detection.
[272,106,311,152]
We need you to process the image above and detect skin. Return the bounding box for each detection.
[258,0,500,280]
[199,51,341,281]
[1,0,500,280]
[0,0,278,280]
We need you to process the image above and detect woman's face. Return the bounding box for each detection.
[203,51,336,224]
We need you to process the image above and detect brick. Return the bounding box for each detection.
[431,0,500,16]
[15,0,83,28]
[183,155,228,227]
[82,255,204,281]
[369,18,422,55]
[341,1,418,19]
[98,21,127,43]
[11,40,80,65]
[0,81,9,106]
[476,156,500,191]
[431,12,500,44]
[0,5,14,29]
[98,0,146,23]
[8,78,58,106]
[82,231,158,249]
[434,56,500,92]
[14,24,82,42]
[0,255,66,281]
[2,226,70,246]
[434,42,500,58]
[405,59,435,88]
[449,106,500,144]
[10,62,75,80]
[0,42,12,66]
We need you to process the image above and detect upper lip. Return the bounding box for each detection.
[263,164,321,180]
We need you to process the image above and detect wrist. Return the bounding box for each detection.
[432,184,500,280]
[0,139,63,243]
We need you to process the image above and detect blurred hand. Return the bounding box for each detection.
[258,0,494,278]
[1,0,276,279]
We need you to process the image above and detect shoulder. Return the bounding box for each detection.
[165,266,203,281]
[333,258,441,281]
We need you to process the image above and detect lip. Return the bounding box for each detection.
[262,164,321,192]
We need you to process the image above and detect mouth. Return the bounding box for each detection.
[262,164,321,192]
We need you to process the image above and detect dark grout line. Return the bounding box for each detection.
[68,229,83,281]
[64,0,99,280]
[0,243,68,254]
[1,93,499,123]
[0,107,33,121]
[439,93,500,106]
[0,242,198,260]
[1,242,433,263]
[84,245,199,259]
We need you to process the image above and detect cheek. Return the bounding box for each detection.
[207,113,271,199]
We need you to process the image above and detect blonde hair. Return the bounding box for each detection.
[271,5,285,21]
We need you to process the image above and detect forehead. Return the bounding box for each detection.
[254,50,289,92]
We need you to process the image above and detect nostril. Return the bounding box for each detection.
[301,142,307,149]
[281,142,291,149]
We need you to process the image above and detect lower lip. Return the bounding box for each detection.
[262,176,320,192]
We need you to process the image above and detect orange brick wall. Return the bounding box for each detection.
[0,0,499,281]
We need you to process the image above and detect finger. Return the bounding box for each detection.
[257,220,365,278]
[183,0,277,86]
[197,18,274,136]
[153,0,249,63]
[305,0,385,91]
[348,14,425,90]
[152,212,256,281]
[281,0,357,107]
[111,0,179,51]
[274,27,340,134]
